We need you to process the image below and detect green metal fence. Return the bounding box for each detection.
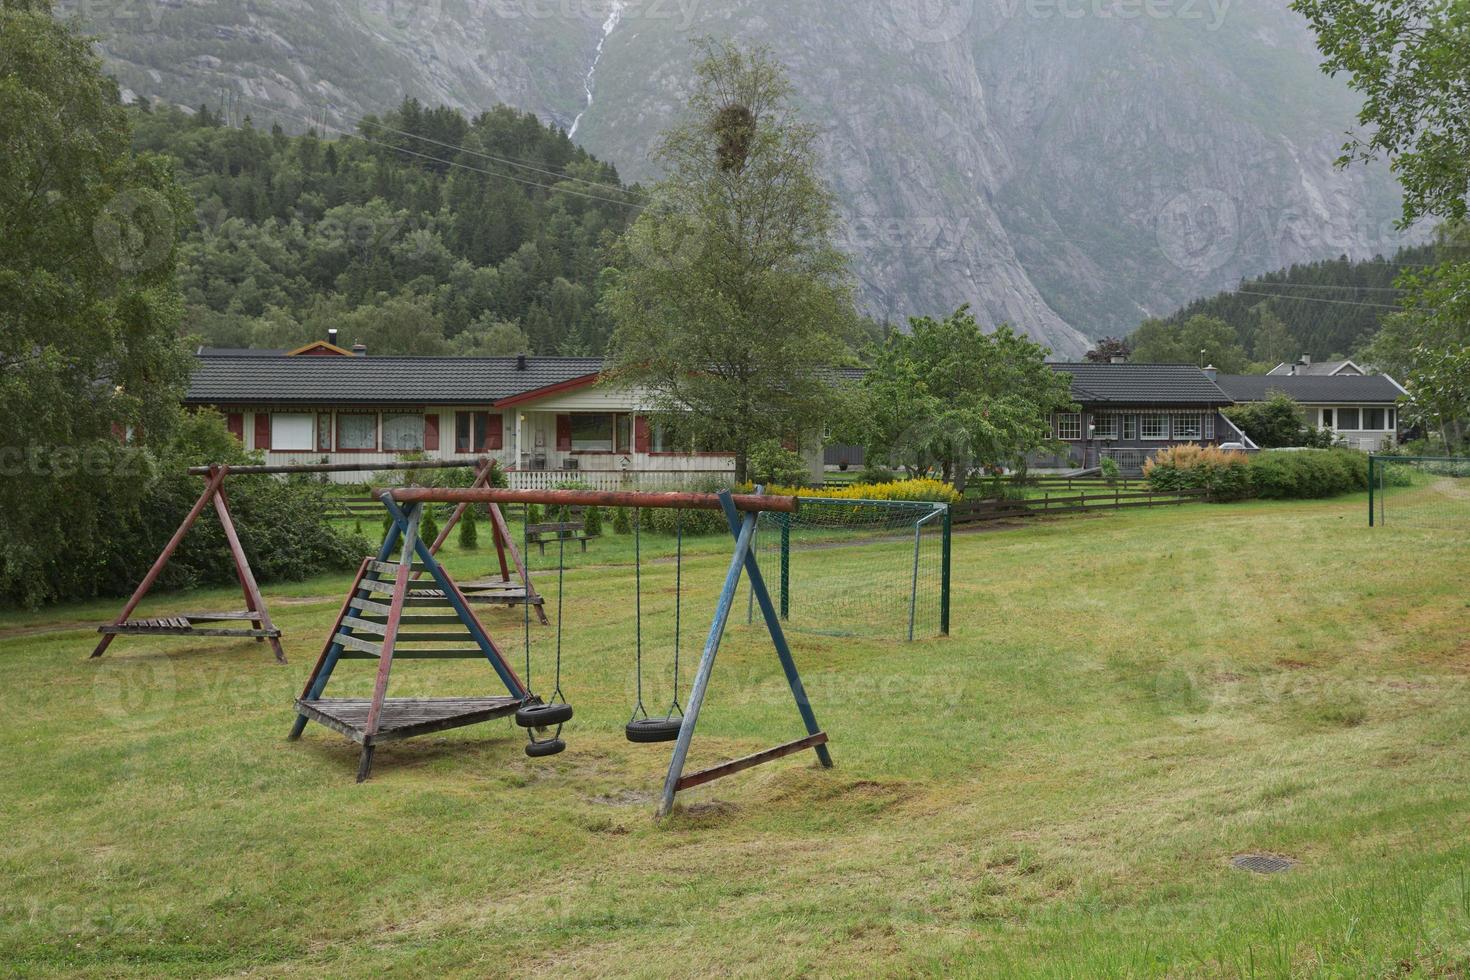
[745,497,951,641]
[1368,455,1470,527]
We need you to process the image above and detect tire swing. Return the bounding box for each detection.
[626,508,686,744]
[517,519,572,757]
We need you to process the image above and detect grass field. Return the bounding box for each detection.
[3,491,1469,976]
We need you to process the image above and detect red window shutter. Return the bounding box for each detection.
[556,414,572,452]
[485,413,503,451]
[254,413,271,450]
[424,413,440,451]
[226,413,244,442]
[634,416,650,453]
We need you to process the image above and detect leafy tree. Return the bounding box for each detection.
[1292,0,1469,228]
[1084,337,1131,363]
[853,308,1075,491]
[1402,345,1470,452]
[1249,308,1298,367]
[601,39,858,482]
[1224,392,1312,448]
[0,1,195,606]
[1295,0,1469,443]
[1130,315,1249,372]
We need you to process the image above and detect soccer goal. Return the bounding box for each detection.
[1368,455,1470,527]
[745,497,951,641]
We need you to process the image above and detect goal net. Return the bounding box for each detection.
[744,497,950,641]
[1370,455,1470,528]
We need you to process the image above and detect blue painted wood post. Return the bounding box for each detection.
[288,506,404,739]
[656,493,760,818]
[718,489,833,770]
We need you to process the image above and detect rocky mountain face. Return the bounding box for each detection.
[65,0,1410,356]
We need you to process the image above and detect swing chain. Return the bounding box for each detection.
[629,506,648,722]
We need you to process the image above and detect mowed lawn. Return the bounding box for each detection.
[2,493,1469,976]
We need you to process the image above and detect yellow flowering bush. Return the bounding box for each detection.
[739,478,961,504]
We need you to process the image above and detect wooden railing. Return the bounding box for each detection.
[952,487,1207,525]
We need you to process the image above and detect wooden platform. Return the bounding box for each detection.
[294,696,521,744]
[99,611,280,639]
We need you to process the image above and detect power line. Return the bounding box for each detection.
[231,97,647,212]
[235,94,643,201]
[1232,288,1408,311]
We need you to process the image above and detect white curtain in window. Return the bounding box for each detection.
[337,414,376,450]
[382,413,423,451]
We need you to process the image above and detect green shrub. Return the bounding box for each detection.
[748,439,810,487]
[1099,456,1121,485]
[584,505,603,536]
[1247,449,1368,499]
[858,464,896,484]
[458,506,478,550]
[418,508,440,545]
[613,506,631,534]
[526,503,543,525]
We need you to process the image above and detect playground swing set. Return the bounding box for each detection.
[288,485,832,817]
[90,457,546,664]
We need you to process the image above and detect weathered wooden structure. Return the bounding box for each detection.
[290,486,831,818]
[91,457,544,663]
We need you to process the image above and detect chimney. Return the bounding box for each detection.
[516,353,528,371]
[1110,355,1126,364]
[351,342,367,356]
[327,327,339,347]
[1202,364,1217,381]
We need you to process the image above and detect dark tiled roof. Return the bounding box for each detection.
[1215,374,1405,405]
[185,353,604,405]
[1048,363,1231,405]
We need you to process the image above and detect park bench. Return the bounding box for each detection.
[526,520,599,555]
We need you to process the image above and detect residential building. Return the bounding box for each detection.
[185,345,784,487]
[1214,373,1406,451]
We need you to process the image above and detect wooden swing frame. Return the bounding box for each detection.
[294,485,831,817]
[91,457,544,664]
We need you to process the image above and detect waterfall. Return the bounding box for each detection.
[568,0,626,139]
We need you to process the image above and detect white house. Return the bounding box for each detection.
[1214,373,1408,451]
[185,342,807,487]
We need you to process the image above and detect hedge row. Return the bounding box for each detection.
[744,478,961,504]
[1145,446,1369,500]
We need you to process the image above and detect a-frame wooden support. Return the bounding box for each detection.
[289,495,530,781]
[655,489,832,818]
[91,465,285,663]
[420,460,548,624]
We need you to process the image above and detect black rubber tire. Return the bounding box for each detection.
[524,737,566,758]
[516,702,573,728]
[625,716,683,743]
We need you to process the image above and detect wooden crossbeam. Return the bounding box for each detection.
[674,733,829,792]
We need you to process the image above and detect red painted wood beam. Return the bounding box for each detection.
[389,487,799,514]
[673,732,829,792]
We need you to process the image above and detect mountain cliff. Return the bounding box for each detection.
[63,0,1410,356]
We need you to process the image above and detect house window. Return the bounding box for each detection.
[337,413,377,451]
[1093,415,1119,440]
[1140,414,1170,440]
[1173,414,1202,440]
[1121,415,1138,440]
[1363,407,1386,430]
[1204,413,1216,440]
[1055,413,1082,440]
[316,413,332,452]
[1321,408,1335,428]
[456,411,492,452]
[1337,407,1360,429]
[382,413,424,452]
[571,413,615,452]
[271,413,315,451]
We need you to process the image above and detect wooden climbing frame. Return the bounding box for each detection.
[91,457,544,663]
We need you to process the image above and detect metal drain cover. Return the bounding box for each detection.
[1231,854,1294,874]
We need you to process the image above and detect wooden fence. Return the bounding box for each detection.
[951,487,1207,525]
